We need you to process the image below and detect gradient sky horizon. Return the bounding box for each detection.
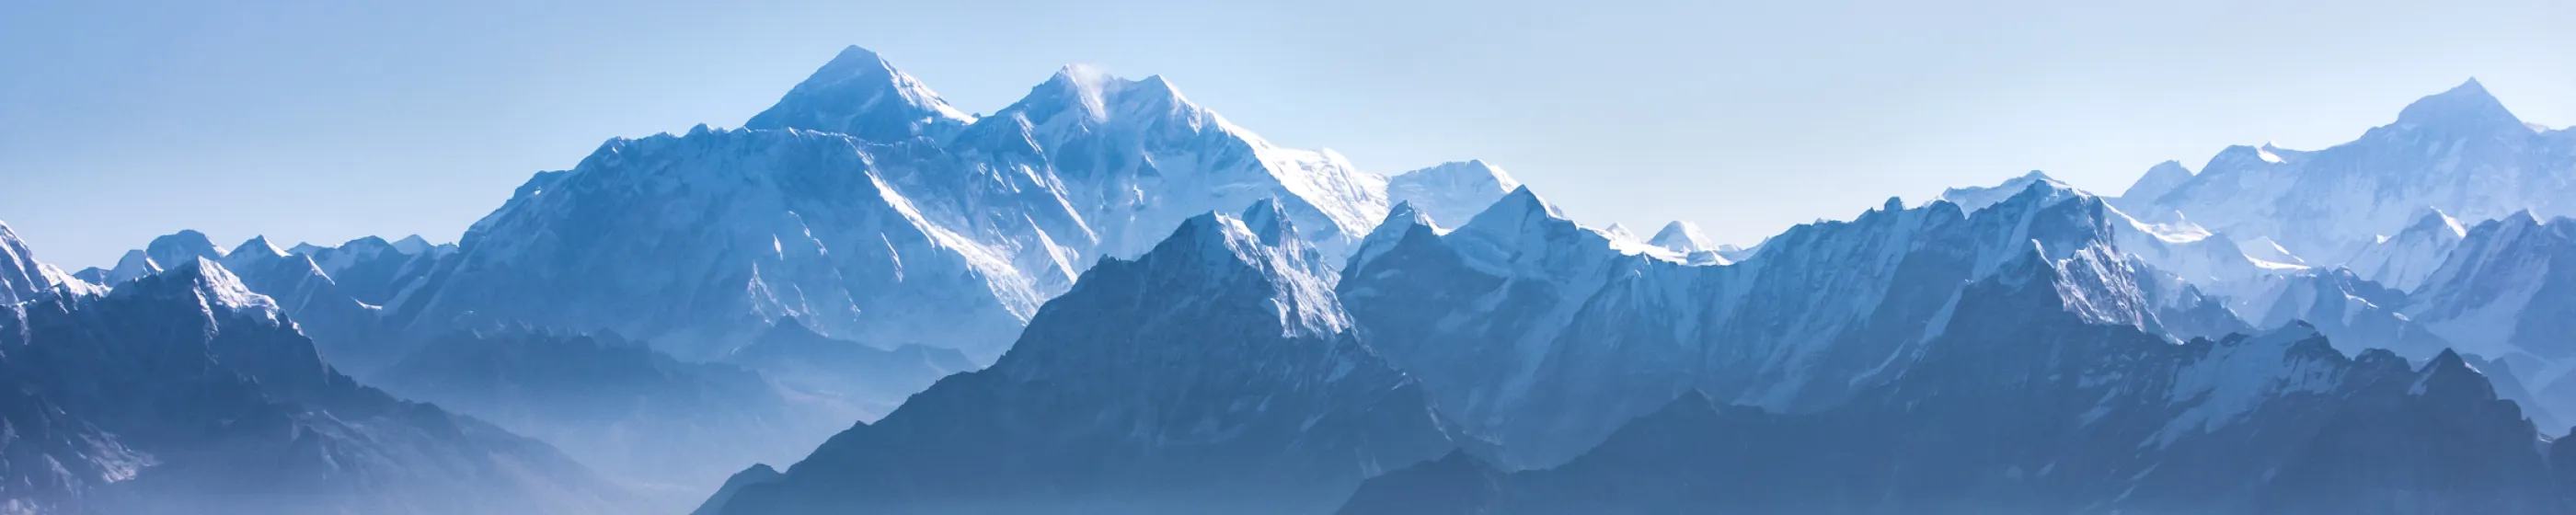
[6,0,2573,267]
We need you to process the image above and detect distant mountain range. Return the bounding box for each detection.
[0,236,640,514]
[9,46,2576,514]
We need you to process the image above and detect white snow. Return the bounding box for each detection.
[2153,326,2340,447]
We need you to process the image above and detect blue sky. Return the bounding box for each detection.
[5,0,2572,267]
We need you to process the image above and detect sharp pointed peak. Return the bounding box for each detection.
[1500,185,1545,206]
[113,249,155,268]
[390,235,435,255]
[1168,211,1263,254]
[228,236,285,259]
[2402,207,2467,237]
[118,258,277,315]
[1603,223,1639,241]
[744,44,971,139]
[2120,160,2199,204]
[1648,221,1717,253]
[2449,76,2490,95]
[2423,348,2478,377]
[1351,200,1444,271]
[1484,186,1568,221]
[2504,208,2543,226]
[1385,200,1427,223]
[1238,198,1298,246]
[1046,63,1121,86]
[795,45,909,85]
[1937,170,2087,212]
[2392,76,2520,130]
[827,44,889,65]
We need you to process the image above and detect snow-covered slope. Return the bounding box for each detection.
[704,203,1462,515]
[0,219,98,304]
[2113,160,2195,212]
[1340,180,2239,466]
[389,126,1053,360]
[2231,268,2453,359]
[1936,169,2072,212]
[1645,220,1713,252]
[0,259,642,515]
[960,63,1393,259]
[1350,205,2569,511]
[288,235,453,306]
[2137,79,2576,264]
[2341,209,2469,292]
[1642,221,1738,265]
[82,232,402,373]
[2403,212,2576,381]
[91,230,228,286]
[1343,315,2567,513]
[389,46,1516,362]
[215,237,386,365]
[1386,160,1521,228]
[742,46,975,143]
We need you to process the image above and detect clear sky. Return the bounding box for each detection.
[5,0,2572,267]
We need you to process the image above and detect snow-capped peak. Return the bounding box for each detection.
[2119,160,2195,205]
[1349,201,1440,271]
[2337,206,2471,292]
[2201,144,2292,174]
[144,230,227,271]
[1604,223,1639,241]
[2152,322,2339,447]
[1648,221,1718,253]
[1386,160,1524,228]
[106,250,159,285]
[114,258,281,319]
[1142,208,1346,338]
[1005,64,1204,129]
[743,45,975,142]
[2389,77,2521,132]
[1938,170,2085,212]
[2404,208,2467,238]
[1480,186,1566,223]
[229,236,285,259]
[0,219,99,303]
[220,236,287,271]
[1239,198,1295,246]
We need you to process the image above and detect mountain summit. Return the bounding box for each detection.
[743,45,976,142]
[2390,78,2523,133]
[705,205,1459,514]
[2136,79,2572,263]
[387,46,1516,365]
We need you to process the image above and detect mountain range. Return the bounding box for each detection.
[379,46,1521,365]
[0,236,640,514]
[9,46,2576,515]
